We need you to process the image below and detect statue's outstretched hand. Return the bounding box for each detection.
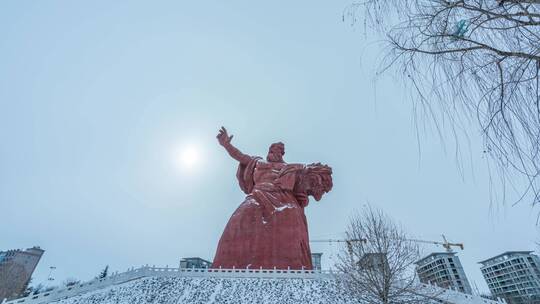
[217,126,233,146]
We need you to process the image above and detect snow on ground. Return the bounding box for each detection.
[56,277,357,304]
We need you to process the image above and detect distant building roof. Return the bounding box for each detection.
[478,251,534,265]
[415,252,457,265]
[0,247,44,257]
[181,257,212,263]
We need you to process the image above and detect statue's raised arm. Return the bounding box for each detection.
[216,127,252,165]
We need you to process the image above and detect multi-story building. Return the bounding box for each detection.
[0,246,44,301]
[179,257,212,269]
[415,252,472,294]
[311,253,322,270]
[479,251,540,304]
[358,252,389,273]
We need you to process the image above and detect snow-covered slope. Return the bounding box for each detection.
[56,277,355,304]
[3,267,503,304]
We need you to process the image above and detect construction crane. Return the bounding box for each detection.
[311,239,367,254]
[310,235,463,271]
[407,235,464,252]
[311,235,463,252]
[311,239,367,244]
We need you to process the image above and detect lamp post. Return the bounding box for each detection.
[47,266,56,282]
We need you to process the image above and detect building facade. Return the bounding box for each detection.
[358,252,389,273]
[480,251,540,304]
[179,257,212,269]
[0,247,44,301]
[415,252,472,294]
[311,253,322,271]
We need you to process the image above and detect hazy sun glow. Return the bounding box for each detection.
[179,145,201,170]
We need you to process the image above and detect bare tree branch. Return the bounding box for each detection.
[335,205,443,304]
[347,0,540,210]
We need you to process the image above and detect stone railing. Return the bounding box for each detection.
[147,266,334,279]
[1,266,333,304]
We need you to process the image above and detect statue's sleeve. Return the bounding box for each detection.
[275,164,303,191]
[236,156,261,194]
[277,164,310,207]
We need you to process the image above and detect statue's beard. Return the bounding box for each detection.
[305,186,324,201]
[311,190,323,201]
[266,152,283,163]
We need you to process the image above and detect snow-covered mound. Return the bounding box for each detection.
[4,267,503,304]
[56,277,355,304]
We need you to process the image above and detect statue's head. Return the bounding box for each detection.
[301,163,333,201]
[267,142,285,163]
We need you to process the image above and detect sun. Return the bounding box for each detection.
[179,145,201,170]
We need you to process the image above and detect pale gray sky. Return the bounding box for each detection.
[0,0,537,293]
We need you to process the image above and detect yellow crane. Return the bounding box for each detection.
[310,239,367,254]
[311,235,463,252]
[311,238,367,244]
[407,235,464,252]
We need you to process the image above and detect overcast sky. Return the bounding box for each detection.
[1,0,538,293]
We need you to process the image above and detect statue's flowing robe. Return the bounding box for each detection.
[212,157,313,270]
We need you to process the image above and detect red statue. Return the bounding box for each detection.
[212,127,333,270]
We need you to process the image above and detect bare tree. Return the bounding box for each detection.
[346,0,540,209]
[336,206,440,304]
